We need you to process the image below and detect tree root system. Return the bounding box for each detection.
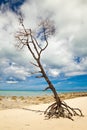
[44,101,83,121]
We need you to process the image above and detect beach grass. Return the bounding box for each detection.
[0,92,87,110]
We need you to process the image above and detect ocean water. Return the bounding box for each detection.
[0,90,51,96]
[0,89,87,96]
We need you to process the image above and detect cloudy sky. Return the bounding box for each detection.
[0,0,87,91]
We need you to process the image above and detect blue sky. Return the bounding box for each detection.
[0,0,87,91]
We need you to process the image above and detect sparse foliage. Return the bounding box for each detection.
[15,17,83,120]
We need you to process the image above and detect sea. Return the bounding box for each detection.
[0,89,87,96]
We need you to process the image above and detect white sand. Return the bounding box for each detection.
[0,97,87,130]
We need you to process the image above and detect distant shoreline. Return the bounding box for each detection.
[0,89,87,96]
[0,92,87,110]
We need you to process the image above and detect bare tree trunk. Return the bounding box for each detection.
[37,60,61,107]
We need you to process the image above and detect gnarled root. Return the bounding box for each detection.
[44,101,83,120]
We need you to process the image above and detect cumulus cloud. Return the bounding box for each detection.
[4,65,30,80]
[0,58,30,80]
[0,0,87,82]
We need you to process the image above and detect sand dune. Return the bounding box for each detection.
[0,96,87,130]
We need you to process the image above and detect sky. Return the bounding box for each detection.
[0,0,87,91]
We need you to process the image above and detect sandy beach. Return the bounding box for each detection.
[0,93,87,130]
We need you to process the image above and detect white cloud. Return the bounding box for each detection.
[0,58,30,80]
[0,0,87,81]
[48,68,60,77]
[3,64,30,80]
[6,81,18,84]
[42,37,73,67]
[66,71,87,77]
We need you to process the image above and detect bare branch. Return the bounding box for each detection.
[30,62,39,67]
[32,36,42,50]
[19,17,28,34]
[36,75,44,78]
[44,86,50,91]
[29,29,40,57]
[30,71,41,75]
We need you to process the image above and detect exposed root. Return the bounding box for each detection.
[44,101,83,120]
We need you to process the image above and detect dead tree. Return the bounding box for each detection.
[15,17,83,120]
